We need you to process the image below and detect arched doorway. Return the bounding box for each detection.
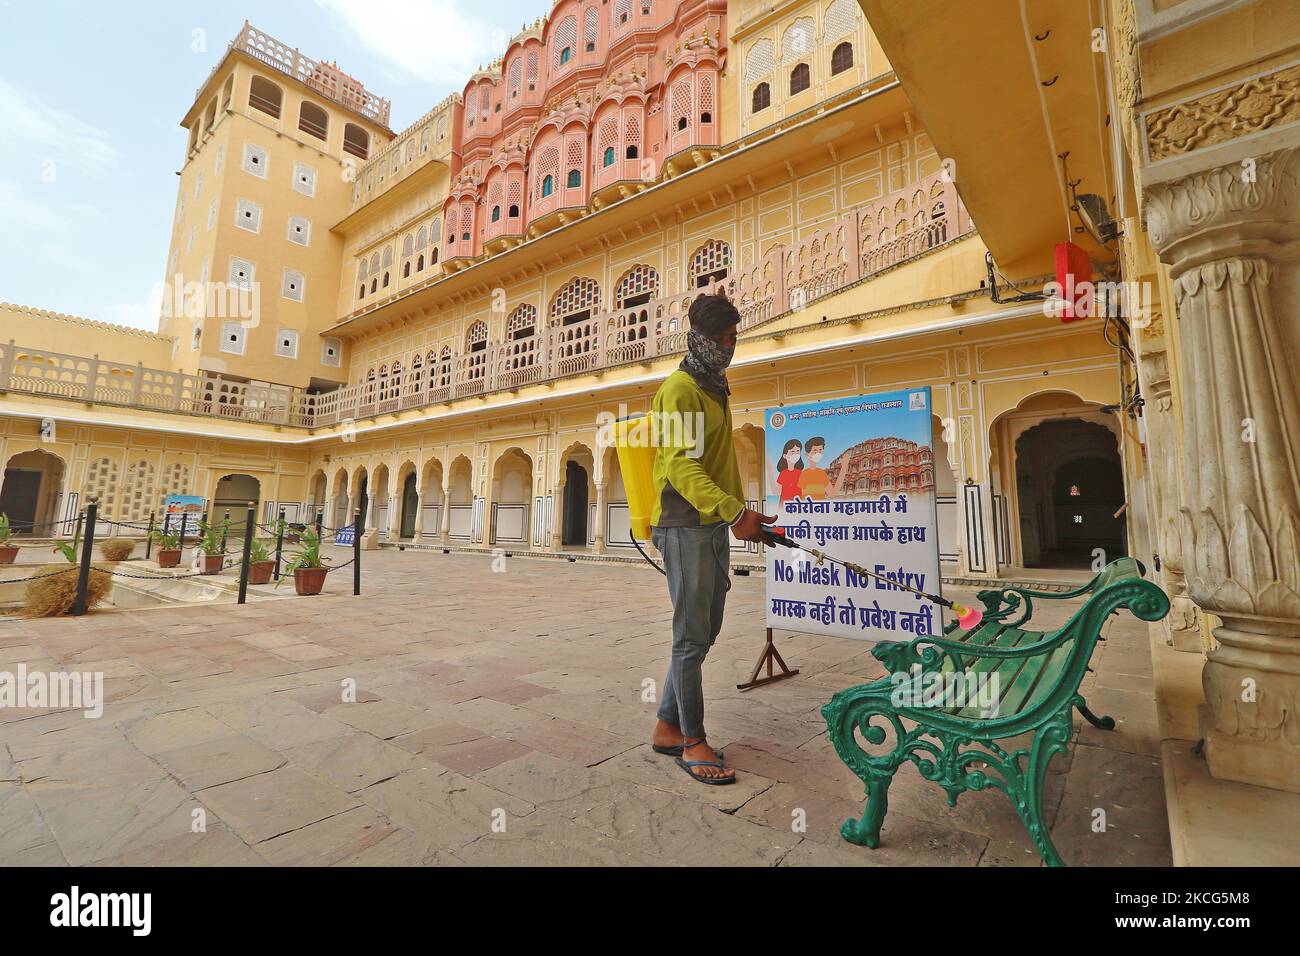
[563,459,590,546]
[332,469,350,532]
[447,456,473,540]
[1013,418,1126,568]
[0,450,66,534]
[421,459,445,540]
[399,471,419,538]
[490,447,532,545]
[213,474,261,527]
[372,464,391,538]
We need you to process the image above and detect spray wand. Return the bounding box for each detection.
[761,530,984,630]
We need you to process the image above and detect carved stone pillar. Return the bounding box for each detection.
[439,483,452,543]
[551,481,565,550]
[410,490,425,541]
[1135,341,1202,651]
[592,482,607,554]
[1145,145,1300,792]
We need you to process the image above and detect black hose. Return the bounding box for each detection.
[631,534,665,576]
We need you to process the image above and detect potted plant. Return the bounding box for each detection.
[0,513,16,565]
[247,538,276,585]
[278,528,328,595]
[197,519,227,575]
[150,526,182,568]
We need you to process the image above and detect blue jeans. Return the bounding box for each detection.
[653,522,730,739]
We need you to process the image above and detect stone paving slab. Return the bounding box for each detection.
[0,549,1173,866]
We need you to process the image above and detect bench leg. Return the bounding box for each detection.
[1076,701,1116,730]
[1010,713,1070,867]
[841,773,894,849]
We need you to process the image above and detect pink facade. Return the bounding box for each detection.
[442,0,727,264]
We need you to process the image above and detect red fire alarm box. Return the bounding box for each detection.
[1055,241,1092,322]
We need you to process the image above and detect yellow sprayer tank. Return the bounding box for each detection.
[614,414,657,542]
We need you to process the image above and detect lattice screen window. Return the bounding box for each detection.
[119,460,157,525]
[436,116,447,141]
[415,226,428,250]
[293,162,317,197]
[215,145,225,174]
[242,142,268,178]
[507,182,522,215]
[699,74,715,121]
[287,216,311,246]
[614,0,632,28]
[163,462,190,499]
[83,457,119,519]
[826,0,859,43]
[229,258,255,289]
[208,199,218,230]
[281,269,305,302]
[599,119,619,163]
[565,139,584,181]
[466,320,488,347]
[235,198,262,233]
[690,239,731,286]
[583,8,599,50]
[275,328,300,358]
[746,38,774,83]
[220,321,247,355]
[535,146,559,198]
[527,51,539,90]
[508,58,522,99]
[550,277,601,321]
[460,204,473,240]
[625,112,642,148]
[671,81,691,129]
[322,337,342,367]
[507,304,538,338]
[783,18,815,62]
[465,89,477,128]
[195,172,204,199]
[615,265,660,306]
[553,17,578,70]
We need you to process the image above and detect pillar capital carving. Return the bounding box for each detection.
[1145,145,1300,271]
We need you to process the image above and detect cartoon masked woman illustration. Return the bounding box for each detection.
[773,438,804,505]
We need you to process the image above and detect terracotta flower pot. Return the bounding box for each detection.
[157,549,182,568]
[249,560,275,585]
[293,566,327,595]
[0,545,18,565]
[201,553,225,575]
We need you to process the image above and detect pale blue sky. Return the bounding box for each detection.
[0,0,543,330]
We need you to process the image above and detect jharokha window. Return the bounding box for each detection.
[790,62,811,95]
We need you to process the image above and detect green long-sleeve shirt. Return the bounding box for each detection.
[651,370,746,528]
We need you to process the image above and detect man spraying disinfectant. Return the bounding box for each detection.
[648,294,776,785]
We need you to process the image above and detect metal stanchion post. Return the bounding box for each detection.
[353,508,362,596]
[220,509,230,553]
[273,508,286,581]
[237,502,256,605]
[72,497,99,616]
[145,511,156,559]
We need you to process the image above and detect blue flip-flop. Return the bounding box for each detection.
[673,740,735,785]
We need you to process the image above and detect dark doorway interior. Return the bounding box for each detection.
[1014,418,1127,569]
[0,470,41,532]
[357,475,369,531]
[400,472,419,538]
[562,460,589,546]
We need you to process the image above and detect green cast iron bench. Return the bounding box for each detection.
[956,557,1150,633]
[820,559,1169,866]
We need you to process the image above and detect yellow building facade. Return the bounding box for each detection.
[2,0,1296,857]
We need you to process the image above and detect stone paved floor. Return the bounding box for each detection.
[0,549,1172,866]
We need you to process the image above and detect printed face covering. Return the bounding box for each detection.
[680,328,735,395]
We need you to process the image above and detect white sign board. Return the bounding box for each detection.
[764,387,943,642]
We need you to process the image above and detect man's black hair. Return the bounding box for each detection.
[688,293,740,337]
[808,436,826,451]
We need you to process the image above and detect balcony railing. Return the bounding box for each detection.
[200,22,391,127]
[1,171,973,431]
[0,345,321,428]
